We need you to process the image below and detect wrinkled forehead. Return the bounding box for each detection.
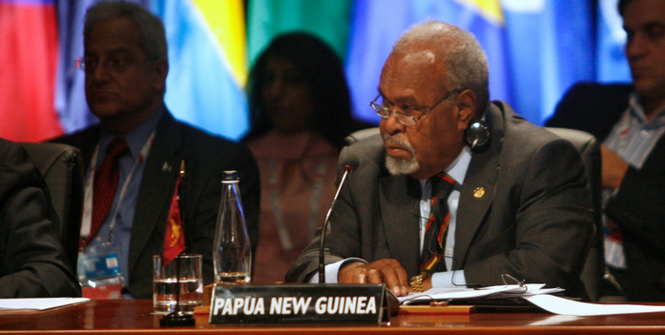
[380,49,445,96]
[84,17,143,53]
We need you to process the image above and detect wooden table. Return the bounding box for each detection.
[1,300,665,334]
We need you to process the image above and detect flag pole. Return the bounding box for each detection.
[161,160,194,327]
[175,160,186,311]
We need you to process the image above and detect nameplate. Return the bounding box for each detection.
[209,284,389,324]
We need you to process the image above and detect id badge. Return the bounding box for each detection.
[78,243,124,299]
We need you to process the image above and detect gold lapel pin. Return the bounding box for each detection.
[473,187,485,198]
[162,162,172,173]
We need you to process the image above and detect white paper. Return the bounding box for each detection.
[527,314,583,326]
[0,298,89,311]
[398,284,548,305]
[523,294,665,316]
[400,283,665,316]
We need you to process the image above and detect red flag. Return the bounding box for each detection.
[163,177,185,266]
[0,0,64,141]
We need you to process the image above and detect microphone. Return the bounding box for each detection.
[318,154,360,284]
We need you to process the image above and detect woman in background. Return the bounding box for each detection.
[244,32,367,284]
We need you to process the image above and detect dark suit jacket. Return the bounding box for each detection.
[286,101,593,297]
[545,82,633,142]
[0,138,81,297]
[52,111,260,299]
[547,82,665,301]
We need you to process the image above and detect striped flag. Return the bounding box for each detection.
[247,0,352,66]
[1,0,63,141]
[152,0,250,140]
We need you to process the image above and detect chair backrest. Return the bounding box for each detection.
[345,127,604,301]
[344,127,380,146]
[20,142,84,273]
[545,127,603,302]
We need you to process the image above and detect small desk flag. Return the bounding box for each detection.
[163,176,185,266]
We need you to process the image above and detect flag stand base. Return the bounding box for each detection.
[160,310,195,327]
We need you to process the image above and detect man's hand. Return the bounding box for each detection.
[601,145,629,189]
[338,259,409,296]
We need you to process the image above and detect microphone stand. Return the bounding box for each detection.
[315,159,398,318]
[161,161,194,327]
[318,164,354,284]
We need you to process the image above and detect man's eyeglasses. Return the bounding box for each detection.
[370,89,462,127]
[76,54,149,74]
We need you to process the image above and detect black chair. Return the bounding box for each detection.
[20,142,84,273]
[545,127,604,302]
[344,127,605,301]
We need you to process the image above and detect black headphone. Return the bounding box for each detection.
[463,120,491,153]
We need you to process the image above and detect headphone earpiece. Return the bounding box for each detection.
[464,120,491,153]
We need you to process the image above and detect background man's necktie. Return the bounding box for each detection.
[420,172,456,274]
[87,138,129,247]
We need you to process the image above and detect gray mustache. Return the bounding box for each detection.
[382,134,415,154]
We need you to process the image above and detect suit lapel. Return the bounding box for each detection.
[128,111,182,274]
[379,173,422,277]
[73,127,100,170]
[453,103,504,269]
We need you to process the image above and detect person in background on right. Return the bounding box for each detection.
[243,33,370,284]
[546,0,665,302]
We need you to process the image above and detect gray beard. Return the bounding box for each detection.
[383,133,420,175]
[385,154,420,175]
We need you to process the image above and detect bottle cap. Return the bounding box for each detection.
[222,170,239,182]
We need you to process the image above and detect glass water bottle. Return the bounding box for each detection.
[213,170,252,284]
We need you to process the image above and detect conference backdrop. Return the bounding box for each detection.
[1,0,631,142]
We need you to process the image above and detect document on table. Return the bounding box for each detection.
[399,284,665,316]
[0,298,89,311]
[399,283,561,305]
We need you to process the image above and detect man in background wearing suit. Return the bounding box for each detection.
[52,1,259,299]
[546,0,665,301]
[286,20,593,299]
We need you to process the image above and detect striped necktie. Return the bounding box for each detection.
[419,172,456,274]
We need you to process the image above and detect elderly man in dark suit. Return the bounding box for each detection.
[546,0,665,301]
[286,20,593,299]
[51,1,259,299]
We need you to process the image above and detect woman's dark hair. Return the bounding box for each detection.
[243,32,357,149]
